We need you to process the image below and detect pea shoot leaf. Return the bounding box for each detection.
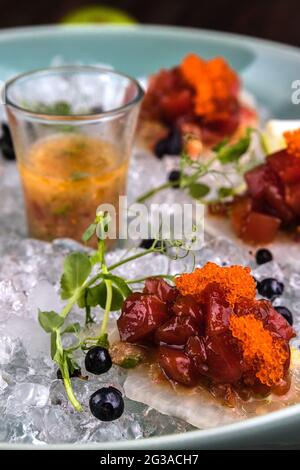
[94,282,124,311]
[90,251,102,265]
[212,137,229,152]
[120,355,142,369]
[86,284,104,307]
[217,129,252,164]
[61,322,81,335]
[85,276,132,312]
[60,252,92,300]
[188,182,210,199]
[77,289,87,309]
[97,333,109,349]
[82,223,97,243]
[95,212,111,240]
[78,273,132,310]
[77,284,103,308]
[35,101,72,116]
[50,331,58,361]
[103,275,132,299]
[38,310,64,333]
[51,332,63,364]
[218,186,235,198]
[65,354,80,375]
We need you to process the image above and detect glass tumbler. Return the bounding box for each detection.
[5,66,144,246]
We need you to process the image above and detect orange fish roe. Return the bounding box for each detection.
[175,262,256,305]
[180,54,239,120]
[229,314,288,386]
[284,129,300,158]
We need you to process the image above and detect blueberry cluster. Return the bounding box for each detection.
[154,127,182,159]
[255,248,293,326]
[85,346,123,421]
[57,346,123,421]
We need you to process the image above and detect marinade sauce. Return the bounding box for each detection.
[18,134,128,246]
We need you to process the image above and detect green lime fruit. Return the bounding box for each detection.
[62,5,137,25]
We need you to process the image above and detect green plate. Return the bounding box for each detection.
[0,25,300,450]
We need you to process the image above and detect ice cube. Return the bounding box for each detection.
[127,151,166,203]
[40,406,80,444]
[0,280,27,322]
[106,249,170,281]
[290,273,300,291]
[87,414,143,442]
[27,280,63,321]
[252,260,284,283]
[6,382,50,415]
[194,237,250,267]
[142,407,194,438]
[0,316,49,357]
[0,336,19,365]
[0,373,8,392]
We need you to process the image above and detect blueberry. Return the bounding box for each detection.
[2,123,12,141]
[85,346,112,375]
[275,306,293,326]
[257,278,284,299]
[154,139,168,159]
[154,127,182,158]
[168,170,180,188]
[0,123,15,160]
[255,248,273,265]
[56,368,82,380]
[165,127,182,155]
[89,386,124,421]
[0,142,15,160]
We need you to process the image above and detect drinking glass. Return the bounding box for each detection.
[5,66,144,246]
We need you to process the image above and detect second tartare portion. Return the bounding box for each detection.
[226,129,300,244]
[139,53,258,155]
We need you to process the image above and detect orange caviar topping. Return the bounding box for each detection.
[180,54,239,120]
[175,262,256,305]
[229,314,288,386]
[284,129,300,158]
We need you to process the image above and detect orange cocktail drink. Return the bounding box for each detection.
[19,134,128,243]
[5,66,144,246]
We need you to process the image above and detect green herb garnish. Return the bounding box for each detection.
[34,101,72,115]
[51,204,71,216]
[120,356,142,369]
[137,128,254,204]
[38,212,189,412]
[70,172,89,181]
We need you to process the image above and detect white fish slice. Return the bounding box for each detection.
[123,350,300,429]
[109,327,241,429]
[124,368,244,429]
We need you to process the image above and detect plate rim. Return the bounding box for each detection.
[1,400,300,449]
[0,23,299,59]
[0,23,299,450]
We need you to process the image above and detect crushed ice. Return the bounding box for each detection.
[0,153,300,444]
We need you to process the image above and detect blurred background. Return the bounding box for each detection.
[0,0,299,46]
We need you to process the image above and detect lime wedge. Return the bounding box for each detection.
[291,348,300,367]
[263,119,300,154]
[62,5,136,24]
